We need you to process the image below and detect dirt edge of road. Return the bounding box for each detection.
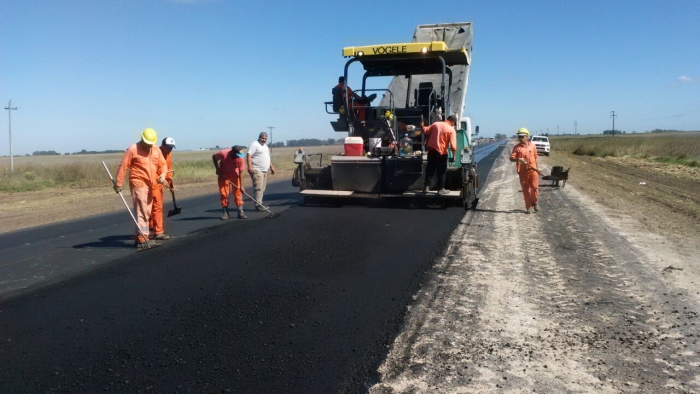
[369,144,700,393]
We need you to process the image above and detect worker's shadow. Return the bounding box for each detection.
[73,235,134,249]
[175,216,219,221]
[175,209,256,221]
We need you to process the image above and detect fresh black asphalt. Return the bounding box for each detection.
[0,144,503,392]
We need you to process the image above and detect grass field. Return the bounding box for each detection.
[549,132,700,166]
[0,145,343,193]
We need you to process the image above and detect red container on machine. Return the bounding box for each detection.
[344,137,363,156]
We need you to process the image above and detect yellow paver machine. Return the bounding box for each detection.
[293,23,478,209]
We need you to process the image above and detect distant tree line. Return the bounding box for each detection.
[494,133,507,140]
[603,130,626,135]
[286,138,339,147]
[72,149,124,155]
[32,150,61,156]
[650,129,699,133]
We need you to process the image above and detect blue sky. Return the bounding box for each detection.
[1,0,698,155]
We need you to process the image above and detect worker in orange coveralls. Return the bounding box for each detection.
[333,76,373,122]
[510,127,540,214]
[114,128,167,249]
[421,115,458,195]
[212,145,247,220]
[149,137,176,240]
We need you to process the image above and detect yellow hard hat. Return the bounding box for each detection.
[517,127,530,136]
[141,128,157,145]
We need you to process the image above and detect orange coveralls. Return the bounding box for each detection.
[510,141,540,209]
[149,148,173,236]
[116,143,167,243]
[213,148,246,208]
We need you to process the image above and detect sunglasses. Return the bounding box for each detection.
[517,135,526,138]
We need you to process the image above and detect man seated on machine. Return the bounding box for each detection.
[332,76,376,122]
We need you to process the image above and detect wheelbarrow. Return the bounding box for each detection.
[542,166,569,187]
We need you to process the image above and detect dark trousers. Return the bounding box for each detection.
[424,150,448,189]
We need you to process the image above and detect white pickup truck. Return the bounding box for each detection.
[531,135,550,156]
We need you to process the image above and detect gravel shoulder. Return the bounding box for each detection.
[370,144,700,393]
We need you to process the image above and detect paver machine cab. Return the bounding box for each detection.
[293,23,478,209]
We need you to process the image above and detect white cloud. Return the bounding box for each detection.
[677,75,696,83]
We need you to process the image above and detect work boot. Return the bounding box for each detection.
[154,233,170,240]
[525,208,533,214]
[437,188,448,195]
[422,185,429,194]
[136,241,160,249]
[221,208,229,220]
[533,204,540,212]
[255,205,267,212]
[237,208,247,219]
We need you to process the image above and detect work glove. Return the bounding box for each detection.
[519,158,528,164]
[113,185,122,194]
[158,174,166,185]
[215,168,221,176]
[448,157,455,163]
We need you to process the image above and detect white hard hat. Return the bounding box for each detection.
[162,137,176,148]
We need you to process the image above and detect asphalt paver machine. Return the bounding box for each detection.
[293,23,478,209]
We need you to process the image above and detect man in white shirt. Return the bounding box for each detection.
[247,132,276,211]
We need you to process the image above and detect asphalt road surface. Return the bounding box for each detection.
[0,145,502,392]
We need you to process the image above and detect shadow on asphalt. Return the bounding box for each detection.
[174,216,219,221]
[263,192,302,201]
[73,235,133,249]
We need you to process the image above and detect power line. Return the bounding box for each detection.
[4,101,18,173]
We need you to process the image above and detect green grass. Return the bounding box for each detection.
[550,132,700,166]
[0,145,343,193]
[654,157,700,167]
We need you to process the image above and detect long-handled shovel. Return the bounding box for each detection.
[102,161,156,250]
[524,161,543,175]
[167,182,182,217]
[229,180,278,219]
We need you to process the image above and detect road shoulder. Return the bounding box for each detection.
[370,143,700,393]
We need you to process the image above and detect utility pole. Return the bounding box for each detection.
[574,121,578,135]
[610,111,616,137]
[557,125,560,135]
[267,126,275,151]
[5,101,18,173]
